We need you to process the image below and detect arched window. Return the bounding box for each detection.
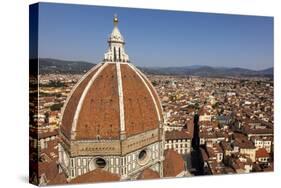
[119,47,121,61]
[113,47,117,61]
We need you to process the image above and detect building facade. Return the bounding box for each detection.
[164,130,192,155]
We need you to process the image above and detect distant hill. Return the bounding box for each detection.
[140,65,273,78]
[38,58,273,77]
[258,67,273,75]
[39,58,96,74]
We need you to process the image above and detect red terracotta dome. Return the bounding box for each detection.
[60,62,163,141]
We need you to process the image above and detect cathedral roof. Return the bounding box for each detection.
[70,169,120,184]
[60,62,163,141]
[163,149,185,177]
[137,168,160,180]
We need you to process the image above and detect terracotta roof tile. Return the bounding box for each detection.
[60,62,162,141]
[37,129,58,139]
[121,64,160,137]
[256,148,270,158]
[76,63,120,140]
[165,130,192,140]
[48,173,68,185]
[137,168,160,180]
[163,149,185,177]
[138,70,163,122]
[70,169,120,184]
[61,66,101,139]
[38,159,59,183]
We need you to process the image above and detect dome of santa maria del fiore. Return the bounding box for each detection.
[58,15,165,181]
[60,62,163,141]
[59,15,164,159]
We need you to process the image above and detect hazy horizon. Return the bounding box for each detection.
[39,57,273,71]
[38,3,274,70]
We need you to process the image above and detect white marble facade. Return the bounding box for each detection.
[59,141,163,180]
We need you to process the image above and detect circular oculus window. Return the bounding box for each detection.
[95,158,106,168]
[138,150,147,160]
[137,149,150,166]
[89,157,107,171]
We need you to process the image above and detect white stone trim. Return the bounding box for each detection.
[116,62,126,132]
[71,63,109,139]
[60,63,102,124]
[136,68,164,114]
[73,128,158,143]
[127,63,161,122]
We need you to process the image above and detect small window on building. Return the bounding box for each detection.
[71,159,74,167]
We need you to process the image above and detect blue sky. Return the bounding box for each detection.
[38,3,273,70]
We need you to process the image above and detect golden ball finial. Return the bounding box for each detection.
[113,14,118,26]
